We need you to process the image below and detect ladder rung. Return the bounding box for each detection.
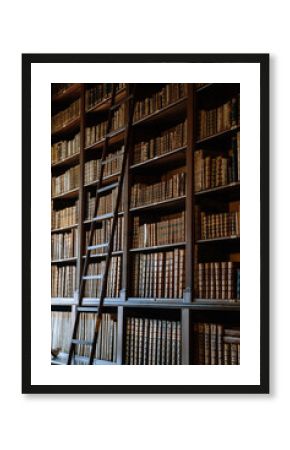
[92,213,114,222]
[77,306,98,312]
[87,243,108,251]
[97,182,119,194]
[82,274,103,280]
[71,339,93,346]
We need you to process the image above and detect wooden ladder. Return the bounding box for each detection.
[67,83,136,365]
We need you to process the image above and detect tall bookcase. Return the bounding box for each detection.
[51,83,240,365]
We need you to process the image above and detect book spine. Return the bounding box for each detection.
[210,324,217,365]
[143,318,149,365]
[156,320,162,365]
[171,321,177,365]
[166,321,172,365]
[161,320,167,365]
[204,323,210,365]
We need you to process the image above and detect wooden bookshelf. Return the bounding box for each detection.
[51,83,240,365]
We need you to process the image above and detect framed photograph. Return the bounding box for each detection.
[22,53,269,394]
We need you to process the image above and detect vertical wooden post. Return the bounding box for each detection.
[184,84,194,304]
[76,84,86,299]
[182,84,196,364]
[192,85,198,302]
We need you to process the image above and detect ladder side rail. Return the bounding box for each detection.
[88,84,136,364]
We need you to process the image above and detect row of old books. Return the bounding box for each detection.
[130,172,186,208]
[51,264,76,297]
[200,211,240,240]
[194,134,240,192]
[85,120,107,148]
[84,105,125,148]
[52,83,74,97]
[198,94,240,140]
[103,146,124,177]
[85,217,124,253]
[132,120,187,165]
[193,323,240,364]
[196,262,240,300]
[84,257,122,298]
[51,229,79,260]
[51,165,80,196]
[85,189,123,219]
[73,313,117,363]
[84,159,100,185]
[51,201,79,230]
[111,104,125,131]
[125,317,181,365]
[51,311,117,363]
[84,145,124,185]
[51,311,71,354]
[133,83,188,122]
[132,249,185,299]
[132,212,185,248]
[51,132,80,164]
[51,98,80,133]
[85,83,126,111]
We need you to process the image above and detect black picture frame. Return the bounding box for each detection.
[22,53,269,394]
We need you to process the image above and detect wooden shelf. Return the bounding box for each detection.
[51,257,77,264]
[130,196,186,214]
[52,84,81,103]
[192,298,240,311]
[85,87,126,114]
[133,97,187,127]
[51,153,80,170]
[84,171,120,190]
[196,235,240,244]
[196,125,240,145]
[51,298,76,306]
[130,146,186,171]
[194,182,240,197]
[84,138,105,152]
[130,242,186,253]
[51,224,78,234]
[126,298,239,310]
[107,126,126,139]
[195,83,213,93]
[51,117,80,139]
[196,83,239,96]
[51,187,79,201]
[125,298,184,308]
[84,127,125,152]
[76,298,240,311]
